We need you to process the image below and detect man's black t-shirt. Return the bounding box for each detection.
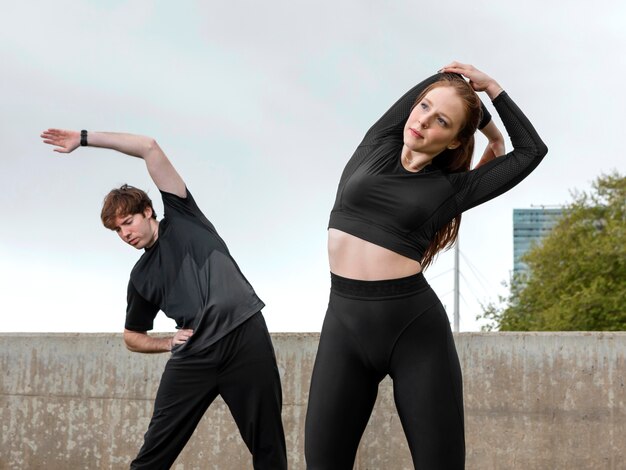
[125,188,265,357]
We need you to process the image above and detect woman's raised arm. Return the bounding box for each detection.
[362,71,493,145]
[440,63,548,212]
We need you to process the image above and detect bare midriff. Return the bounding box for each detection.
[328,228,422,281]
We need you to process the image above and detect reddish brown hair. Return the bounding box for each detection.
[416,74,483,269]
[101,184,157,230]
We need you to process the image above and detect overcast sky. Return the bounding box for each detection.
[1,0,624,333]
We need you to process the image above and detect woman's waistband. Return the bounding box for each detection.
[330,271,430,299]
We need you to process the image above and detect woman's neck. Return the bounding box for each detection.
[400,146,433,173]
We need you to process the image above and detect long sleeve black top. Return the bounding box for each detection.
[328,73,548,262]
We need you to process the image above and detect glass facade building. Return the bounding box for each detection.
[513,207,564,275]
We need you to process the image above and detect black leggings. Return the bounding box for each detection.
[305,273,464,469]
[131,312,287,470]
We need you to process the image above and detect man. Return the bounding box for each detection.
[41,128,287,469]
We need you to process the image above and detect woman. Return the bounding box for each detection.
[304,62,547,469]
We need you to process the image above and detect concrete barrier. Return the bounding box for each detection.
[1,332,625,469]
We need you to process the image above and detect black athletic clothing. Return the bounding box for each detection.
[131,312,287,470]
[305,274,464,469]
[307,75,547,469]
[125,188,265,358]
[124,188,286,468]
[329,73,548,262]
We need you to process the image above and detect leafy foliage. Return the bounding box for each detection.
[479,172,626,331]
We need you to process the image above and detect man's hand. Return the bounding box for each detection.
[41,128,80,154]
[171,328,194,349]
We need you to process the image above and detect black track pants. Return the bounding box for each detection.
[305,273,465,469]
[131,312,287,470]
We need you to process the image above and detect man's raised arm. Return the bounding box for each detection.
[41,129,186,197]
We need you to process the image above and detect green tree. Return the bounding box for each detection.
[480,172,626,331]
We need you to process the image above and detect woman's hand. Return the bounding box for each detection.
[440,62,504,100]
[475,120,506,168]
[41,128,80,153]
[476,140,505,169]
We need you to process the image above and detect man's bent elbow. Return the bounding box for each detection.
[123,329,144,353]
[124,342,140,353]
[144,138,159,154]
[124,339,139,353]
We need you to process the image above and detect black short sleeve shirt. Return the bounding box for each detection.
[125,189,264,356]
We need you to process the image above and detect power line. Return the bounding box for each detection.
[426,268,454,281]
[459,250,496,297]
[459,272,489,310]
[459,292,474,311]
[439,289,456,298]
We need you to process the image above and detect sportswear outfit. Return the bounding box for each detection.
[305,73,547,469]
[126,189,287,469]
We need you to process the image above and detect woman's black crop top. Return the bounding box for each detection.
[328,73,548,262]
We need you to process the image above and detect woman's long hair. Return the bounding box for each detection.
[417,74,483,269]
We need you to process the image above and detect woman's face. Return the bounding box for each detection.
[403,86,466,157]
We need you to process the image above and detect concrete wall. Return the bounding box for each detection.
[1,332,625,469]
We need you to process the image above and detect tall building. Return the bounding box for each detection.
[513,207,564,275]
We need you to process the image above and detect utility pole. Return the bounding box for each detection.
[454,236,460,332]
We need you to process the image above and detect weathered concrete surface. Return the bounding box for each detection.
[1,332,625,469]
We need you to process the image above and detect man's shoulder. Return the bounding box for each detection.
[160,188,202,215]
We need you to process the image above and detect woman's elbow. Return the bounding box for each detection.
[536,141,548,159]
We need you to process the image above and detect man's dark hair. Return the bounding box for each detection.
[101,184,157,230]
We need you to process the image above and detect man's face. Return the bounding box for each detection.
[112,208,157,250]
